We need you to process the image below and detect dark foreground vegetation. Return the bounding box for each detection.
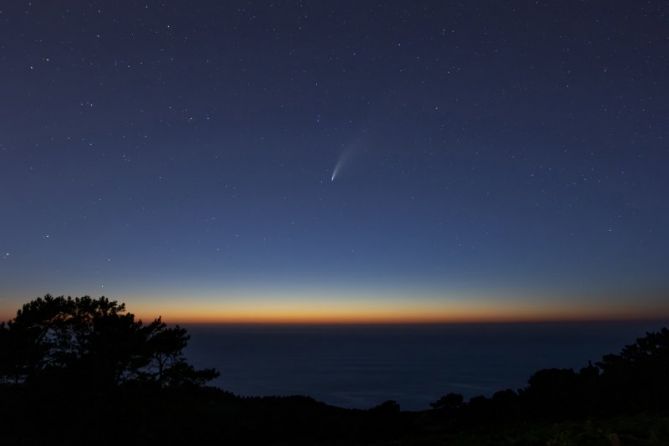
[1,296,669,445]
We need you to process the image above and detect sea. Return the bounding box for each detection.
[184,321,668,411]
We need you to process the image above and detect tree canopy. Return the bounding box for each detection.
[0,294,218,388]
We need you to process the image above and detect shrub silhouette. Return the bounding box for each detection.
[430,392,464,411]
[597,327,669,411]
[0,294,218,388]
[429,327,669,422]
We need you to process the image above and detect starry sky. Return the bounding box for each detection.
[1,1,668,323]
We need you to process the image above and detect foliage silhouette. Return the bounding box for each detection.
[0,294,218,388]
[2,297,669,445]
[429,327,669,424]
[430,392,464,411]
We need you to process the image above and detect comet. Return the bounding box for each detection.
[330,160,343,182]
[330,147,354,183]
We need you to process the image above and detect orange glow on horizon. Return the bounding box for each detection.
[124,298,669,325]
[1,292,667,325]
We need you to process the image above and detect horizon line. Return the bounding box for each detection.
[139,314,669,326]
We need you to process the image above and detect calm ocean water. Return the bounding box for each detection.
[184,321,668,410]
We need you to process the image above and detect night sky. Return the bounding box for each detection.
[1,1,668,322]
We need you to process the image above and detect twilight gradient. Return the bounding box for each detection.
[1,1,668,322]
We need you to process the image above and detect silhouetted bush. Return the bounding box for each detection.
[598,327,669,411]
[430,392,464,411]
[429,327,669,424]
